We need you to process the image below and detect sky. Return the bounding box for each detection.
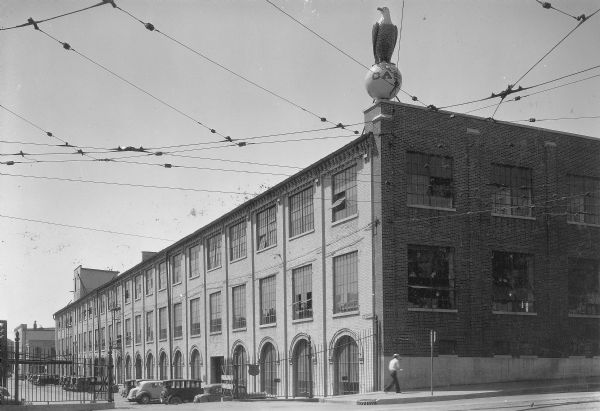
[1,0,599,335]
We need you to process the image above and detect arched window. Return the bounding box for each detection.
[159,352,168,380]
[146,353,154,379]
[125,355,132,380]
[292,339,312,397]
[333,335,359,395]
[190,349,202,380]
[135,354,142,379]
[116,356,122,383]
[260,342,277,395]
[173,351,183,379]
[232,345,247,390]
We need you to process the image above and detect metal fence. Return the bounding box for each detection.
[222,328,377,399]
[2,331,114,404]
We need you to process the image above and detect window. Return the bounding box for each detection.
[158,262,167,290]
[257,206,277,250]
[492,251,534,313]
[94,329,98,348]
[125,318,131,346]
[115,321,121,348]
[145,269,154,295]
[88,331,92,351]
[229,221,247,261]
[408,245,456,309]
[134,275,142,300]
[173,303,183,338]
[158,307,167,340]
[190,297,201,336]
[260,275,277,325]
[189,245,200,278]
[146,311,154,341]
[407,152,454,208]
[134,315,142,344]
[232,285,246,329]
[568,258,600,316]
[172,253,183,284]
[332,165,357,222]
[100,294,105,314]
[491,164,533,217]
[292,265,313,320]
[333,251,359,313]
[207,233,222,270]
[568,175,600,225]
[290,187,314,237]
[210,292,222,333]
[125,281,131,304]
[108,324,113,347]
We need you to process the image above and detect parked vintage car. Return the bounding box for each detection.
[193,383,232,403]
[127,380,163,404]
[160,379,203,404]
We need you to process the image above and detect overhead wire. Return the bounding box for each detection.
[534,0,587,22]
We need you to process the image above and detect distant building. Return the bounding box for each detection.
[55,101,600,395]
[14,321,56,375]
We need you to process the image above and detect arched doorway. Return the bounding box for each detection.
[292,339,312,397]
[125,355,132,380]
[232,345,247,391]
[173,351,183,379]
[135,354,143,379]
[260,342,277,395]
[333,335,359,395]
[159,352,168,379]
[116,356,122,383]
[146,353,154,379]
[190,349,202,380]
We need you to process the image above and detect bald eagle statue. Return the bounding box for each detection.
[372,7,398,64]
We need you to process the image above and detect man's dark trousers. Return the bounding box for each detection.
[384,370,400,393]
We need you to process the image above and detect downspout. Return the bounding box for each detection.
[281,197,289,399]
[166,252,173,378]
[320,174,328,397]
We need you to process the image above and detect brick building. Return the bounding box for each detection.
[54,101,600,396]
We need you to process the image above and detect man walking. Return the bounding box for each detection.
[384,353,402,393]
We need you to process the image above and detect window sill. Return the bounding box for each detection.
[332,310,360,319]
[172,282,182,287]
[289,229,315,242]
[493,354,513,358]
[174,336,183,341]
[259,322,276,329]
[567,221,600,228]
[292,317,313,324]
[491,213,535,221]
[159,338,167,342]
[568,313,600,318]
[145,292,154,297]
[332,213,358,227]
[232,327,247,333]
[190,333,202,338]
[207,266,222,273]
[492,311,537,316]
[158,288,166,292]
[188,274,201,280]
[209,331,222,336]
[229,255,247,264]
[408,204,456,212]
[257,244,277,254]
[408,308,458,313]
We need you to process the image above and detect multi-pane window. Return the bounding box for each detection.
[125,318,131,346]
[257,206,277,250]
[124,281,131,304]
[492,251,535,313]
[333,251,359,313]
[173,303,183,338]
[408,245,456,309]
[190,297,201,336]
[134,275,142,300]
[568,175,600,225]
[88,331,92,351]
[134,315,141,344]
[158,307,167,340]
[101,327,106,349]
[108,324,113,347]
[94,329,98,349]
[292,265,313,320]
[146,311,154,341]
[332,165,358,222]
[207,233,222,270]
[189,245,200,278]
[158,262,167,290]
[145,269,154,295]
[407,152,454,208]
[229,221,247,261]
[210,292,222,333]
[232,285,247,329]
[260,275,277,325]
[100,294,106,313]
[172,253,183,284]
[290,187,314,237]
[568,258,600,316]
[491,164,533,217]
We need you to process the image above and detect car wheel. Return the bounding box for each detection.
[138,394,151,404]
[169,396,183,405]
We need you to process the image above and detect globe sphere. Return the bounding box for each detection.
[365,63,402,100]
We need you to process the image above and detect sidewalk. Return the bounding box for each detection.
[320,376,600,405]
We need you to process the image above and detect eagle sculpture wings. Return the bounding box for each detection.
[372,7,398,64]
